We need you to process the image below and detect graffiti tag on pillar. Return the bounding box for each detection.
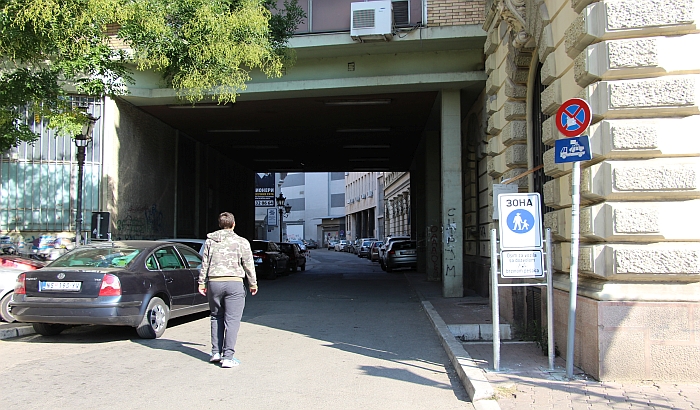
[445,264,457,277]
[445,246,456,261]
[444,219,456,244]
[428,225,441,279]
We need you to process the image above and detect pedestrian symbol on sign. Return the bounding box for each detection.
[507,209,534,234]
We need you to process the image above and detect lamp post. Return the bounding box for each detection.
[74,114,98,246]
[276,192,292,242]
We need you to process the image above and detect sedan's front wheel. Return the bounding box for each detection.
[136,297,169,339]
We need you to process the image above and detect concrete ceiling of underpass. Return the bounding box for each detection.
[135,87,483,173]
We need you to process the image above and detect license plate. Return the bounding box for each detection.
[39,281,82,292]
[402,250,416,255]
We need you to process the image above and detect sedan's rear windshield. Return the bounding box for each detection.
[251,242,267,252]
[392,241,416,250]
[50,247,143,268]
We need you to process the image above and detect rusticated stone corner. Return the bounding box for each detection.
[615,248,700,274]
[609,77,696,109]
[541,52,557,86]
[542,116,558,146]
[614,207,660,233]
[613,165,697,191]
[606,0,695,31]
[505,78,528,99]
[610,122,658,149]
[501,120,527,145]
[504,101,526,120]
[505,144,528,167]
[608,38,658,68]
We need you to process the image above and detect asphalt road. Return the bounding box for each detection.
[0,249,474,410]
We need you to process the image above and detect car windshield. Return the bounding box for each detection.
[50,247,143,268]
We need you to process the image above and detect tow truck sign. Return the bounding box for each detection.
[554,135,592,163]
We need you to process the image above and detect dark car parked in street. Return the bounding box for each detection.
[382,240,417,272]
[277,242,306,272]
[10,240,208,338]
[251,240,289,280]
[357,240,376,259]
[369,241,383,262]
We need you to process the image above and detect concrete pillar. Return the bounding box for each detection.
[441,89,463,297]
[425,131,441,281]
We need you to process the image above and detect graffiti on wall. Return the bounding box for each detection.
[444,207,458,278]
[427,225,441,280]
[115,204,165,240]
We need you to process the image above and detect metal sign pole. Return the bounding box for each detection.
[566,161,581,378]
[545,228,555,371]
[490,228,500,371]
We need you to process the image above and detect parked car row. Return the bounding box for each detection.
[4,237,313,336]
[250,240,308,279]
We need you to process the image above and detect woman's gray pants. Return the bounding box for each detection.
[207,281,246,360]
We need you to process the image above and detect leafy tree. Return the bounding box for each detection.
[0,0,304,152]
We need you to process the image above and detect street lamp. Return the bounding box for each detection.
[276,192,292,242]
[74,114,99,246]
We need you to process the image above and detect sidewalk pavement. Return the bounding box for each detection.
[404,272,700,410]
[3,271,699,410]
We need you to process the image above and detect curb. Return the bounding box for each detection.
[0,323,34,340]
[421,301,501,410]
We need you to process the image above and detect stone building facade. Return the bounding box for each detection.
[481,0,700,380]
[384,172,411,238]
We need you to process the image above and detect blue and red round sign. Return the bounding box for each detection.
[556,98,592,137]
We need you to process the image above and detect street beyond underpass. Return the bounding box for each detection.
[0,249,474,410]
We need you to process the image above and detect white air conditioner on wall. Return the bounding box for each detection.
[351,1,393,42]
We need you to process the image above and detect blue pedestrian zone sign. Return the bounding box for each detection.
[554,135,592,163]
[498,193,542,250]
[507,209,535,234]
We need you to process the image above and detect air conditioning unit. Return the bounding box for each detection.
[361,194,366,199]
[368,190,374,198]
[351,1,393,42]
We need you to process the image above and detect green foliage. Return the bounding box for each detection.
[0,0,305,152]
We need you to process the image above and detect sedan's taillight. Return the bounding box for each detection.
[15,273,26,294]
[388,250,395,255]
[98,274,122,296]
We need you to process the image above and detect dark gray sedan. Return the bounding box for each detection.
[10,240,208,338]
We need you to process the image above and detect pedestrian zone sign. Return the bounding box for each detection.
[498,193,542,250]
